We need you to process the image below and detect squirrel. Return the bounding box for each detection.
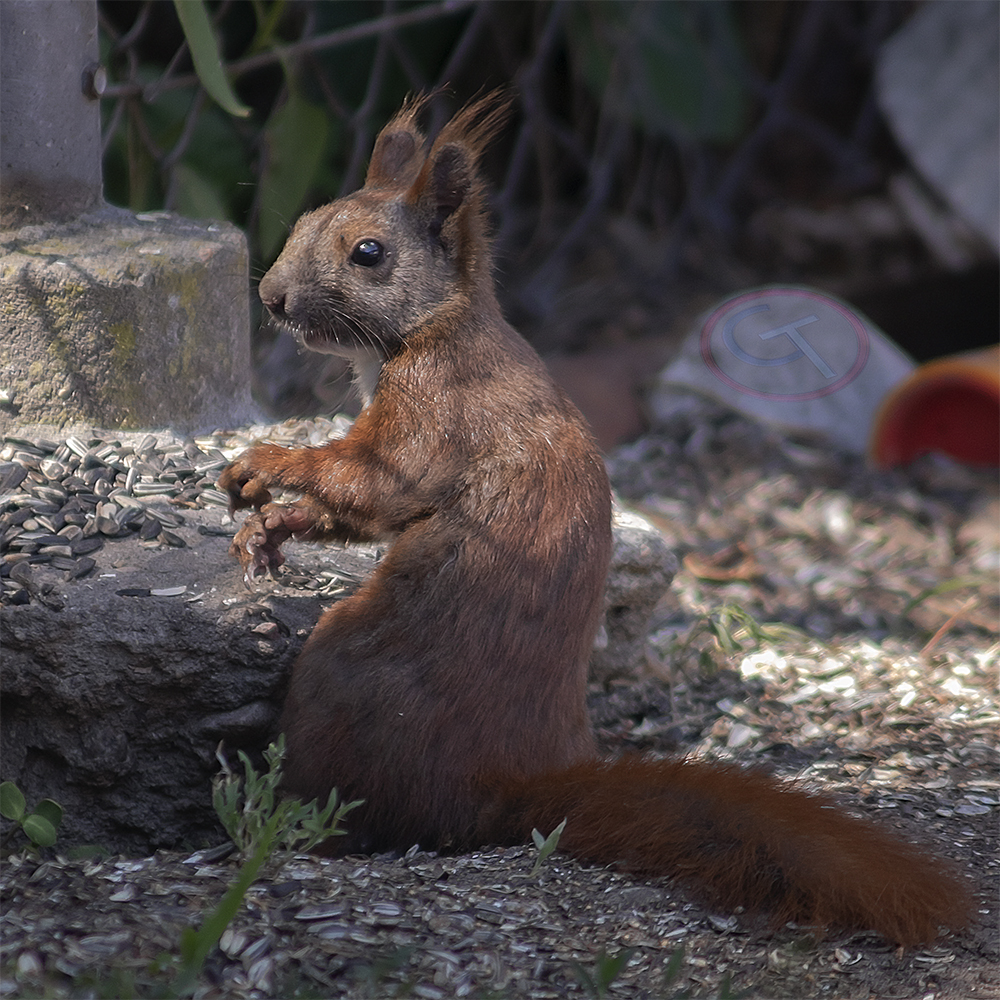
[219,93,972,947]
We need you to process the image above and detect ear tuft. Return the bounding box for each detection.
[427,144,472,233]
[400,89,513,269]
[365,93,431,189]
[367,130,420,189]
[429,89,513,163]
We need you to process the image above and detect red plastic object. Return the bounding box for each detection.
[870,346,1000,467]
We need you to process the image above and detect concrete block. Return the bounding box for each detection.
[0,209,257,433]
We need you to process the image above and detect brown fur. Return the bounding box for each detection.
[219,93,973,946]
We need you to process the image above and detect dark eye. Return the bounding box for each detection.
[350,240,385,267]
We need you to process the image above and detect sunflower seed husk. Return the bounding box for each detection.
[1,419,357,606]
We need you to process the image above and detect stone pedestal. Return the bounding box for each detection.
[0,0,257,434]
[1,211,256,433]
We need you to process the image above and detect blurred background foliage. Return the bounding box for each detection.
[97,0,996,417]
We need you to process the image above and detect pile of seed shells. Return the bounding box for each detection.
[1,408,997,1000]
[0,417,354,607]
[2,845,699,1000]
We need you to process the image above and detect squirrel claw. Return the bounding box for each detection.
[230,512,288,584]
[228,503,312,585]
[218,460,274,513]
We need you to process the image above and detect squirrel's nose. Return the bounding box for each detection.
[258,275,287,318]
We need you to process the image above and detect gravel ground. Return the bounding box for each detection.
[1,405,997,999]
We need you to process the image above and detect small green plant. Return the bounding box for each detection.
[902,574,984,615]
[700,603,804,657]
[6,746,394,998]
[0,781,62,852]
[212,735,362,861]
[572,947,635,999]
[170,819,278,997]
[669,602,806,675]
[166,736,362,996]
[572,945,749,1000]
[661,947,687,993]
[349,946,417,998]
[529,817,567,876]
[659,946,749,1000]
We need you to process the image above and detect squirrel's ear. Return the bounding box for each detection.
[366,129,422,189]
[417,142,474,238]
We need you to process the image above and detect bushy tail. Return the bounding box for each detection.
[486,756,973,946]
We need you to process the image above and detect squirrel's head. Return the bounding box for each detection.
[258,91,511,362]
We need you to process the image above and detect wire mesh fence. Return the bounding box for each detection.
[96,0,916,413]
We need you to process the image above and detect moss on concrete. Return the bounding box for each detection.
[0,210,255,432]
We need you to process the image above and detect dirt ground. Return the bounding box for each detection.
[2,398,997,1000]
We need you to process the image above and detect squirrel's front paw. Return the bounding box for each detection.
[218,449,282,513]
[229,503,316,584]
[230,511,289,584]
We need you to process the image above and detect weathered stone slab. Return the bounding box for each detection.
[592,504,678,682]
[1,510,324,854]
[1,472,673,854]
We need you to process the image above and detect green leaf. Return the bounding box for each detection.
[316,787,341,826]
[572,962,597,997]
[172,0,251,118]
[572,947,635,999]
[530,817,566,875]
[595,948,634,990]
[171,162,230,222]
[264,736,286,771]
[258,91,331,261]
[903,575,983,615]
[22,814,57,848]
[178,925,200,967]
[172,817,276,996]
[33,799,63,830]
[661,946,685,988]
[568,0,749,144]
[248,0,289,55]
[0,781,25,822]
[633,2,748,144]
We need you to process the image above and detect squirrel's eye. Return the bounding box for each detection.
[350,240,385,267]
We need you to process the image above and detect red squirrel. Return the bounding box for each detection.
[219,94,972,946]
